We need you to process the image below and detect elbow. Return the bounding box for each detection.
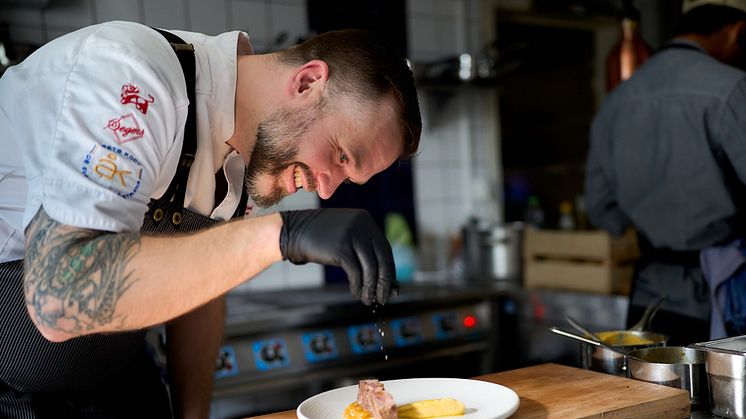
[36,324,72,343]
[23,290,75,343]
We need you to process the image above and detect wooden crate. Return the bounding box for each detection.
[523,228,639,295]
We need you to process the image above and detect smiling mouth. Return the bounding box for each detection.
[294,166,303,189]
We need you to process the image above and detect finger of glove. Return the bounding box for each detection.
[340,256,364,301]
[372,233,396,305]
[355,239,379,306]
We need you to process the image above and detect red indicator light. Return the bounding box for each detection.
[463,315,477,328]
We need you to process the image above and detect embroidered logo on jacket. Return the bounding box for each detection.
[120,83,155,115]
[81,144,144,200]
[105,113,145,144]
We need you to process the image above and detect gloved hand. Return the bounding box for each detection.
[279,208,398,305]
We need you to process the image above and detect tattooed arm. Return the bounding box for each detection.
[23,207,283,342]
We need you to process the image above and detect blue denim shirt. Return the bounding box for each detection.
[585,39,746,251]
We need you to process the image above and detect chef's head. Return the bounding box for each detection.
[244,29,421,208]
[680,0,746,69]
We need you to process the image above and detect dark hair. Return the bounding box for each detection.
[275,29,421,159]
[679,5,746,35]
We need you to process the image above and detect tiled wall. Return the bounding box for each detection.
[0,0,502,286]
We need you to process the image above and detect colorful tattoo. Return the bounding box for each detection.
[23,208,140,334]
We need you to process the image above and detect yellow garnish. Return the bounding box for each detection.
[344,401,373,419]
[397,398,465,418]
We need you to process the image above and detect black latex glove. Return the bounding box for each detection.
[279,208,398,305]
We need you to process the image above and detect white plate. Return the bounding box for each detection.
[297,377,519,419]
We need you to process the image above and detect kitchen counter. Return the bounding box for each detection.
[249,363,690,418]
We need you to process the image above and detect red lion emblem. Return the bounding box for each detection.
[120,83,154,115]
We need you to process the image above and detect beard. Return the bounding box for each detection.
[244,100,324,208]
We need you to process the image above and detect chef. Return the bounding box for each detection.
[585,0,746,345]
[0,21,421,417]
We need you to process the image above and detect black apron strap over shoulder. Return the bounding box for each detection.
[146,28,249,224]
[147,29,197,229]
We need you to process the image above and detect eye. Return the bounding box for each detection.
[339,152,349,164]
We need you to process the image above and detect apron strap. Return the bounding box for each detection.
[147,28,197,229]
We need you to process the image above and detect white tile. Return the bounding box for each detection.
[277,189,319,211]
[246,36,270,53]
[272,0,304,6]
[413,165,445,202]
[250,262,286,290]
[434,0,457,17]
[415,198,447,236]
[8,25,45,45]
[439,202,462,235]
[0,7,44,25]
[269,3,307,50]
[143,0,187,30]
[188,0,228,35]
[46,28,77,41]
[284,263,323,289]
[229,0,269,41]
[413,134,441,164]
[44,0,95,29]
[408,15,438,58]
[408,0,435,16]
[442,165,467,203]
[443,133,466,164]
[94,0,141,22]
[436,17,459,56]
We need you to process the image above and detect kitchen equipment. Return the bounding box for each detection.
[626,346,709,407]
[691,335,746,419]
[566,315,603,342]
[462,219,523,284]
[581,330,668,376]
[549,326,633,359]
[211,284,495,418]
[628,294,666,332]
[259,363,691,419]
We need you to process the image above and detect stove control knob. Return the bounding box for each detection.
[310,334,331,353]
[357,328,377,347]
[400,321,420,339]
[439,315,458,332]
[260,342,285,362]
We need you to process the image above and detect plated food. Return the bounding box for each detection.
[344,379,465,419]
[298,377,519,419]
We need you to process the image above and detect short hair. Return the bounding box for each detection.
[275,29,422,159]
[679,5,746,35]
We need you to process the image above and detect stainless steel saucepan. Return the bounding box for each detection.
[627,346,709,407]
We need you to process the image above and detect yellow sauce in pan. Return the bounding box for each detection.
[597,331,654,346]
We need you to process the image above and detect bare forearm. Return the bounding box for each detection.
[24,207,282,341]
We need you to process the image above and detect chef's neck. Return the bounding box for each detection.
[678,20,746,66]
[228,53,285,163]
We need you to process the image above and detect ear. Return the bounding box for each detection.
[287,60,329,99]
[724,20,746,61]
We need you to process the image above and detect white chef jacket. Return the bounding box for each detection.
[0,21,252,263]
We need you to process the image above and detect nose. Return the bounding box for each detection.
[316,171,346,200]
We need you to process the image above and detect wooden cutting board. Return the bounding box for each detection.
[250,363,690,418]
[473,363,690,418]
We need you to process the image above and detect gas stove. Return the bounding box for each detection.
[210,283,498,418]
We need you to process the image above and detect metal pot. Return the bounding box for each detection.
[462,220,523,284]
[627,346,709,407]
[691,335,746,418]
[580,330,668,376]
